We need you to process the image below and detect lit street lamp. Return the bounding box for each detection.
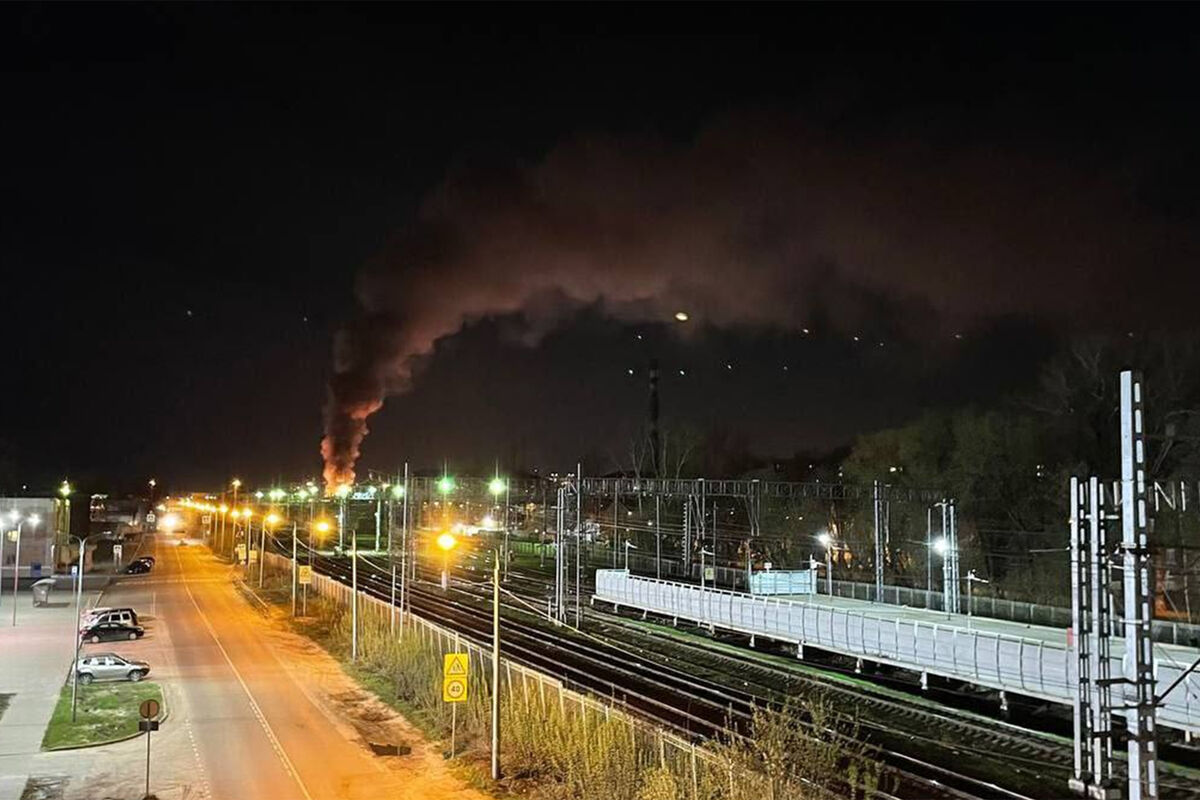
[68,533,93,722]
[817,531,834,595]
[437,532,457,590]
[966,569,989,628]
[260,513,280,587]
[488,476,509,580]
[10,512,39,626]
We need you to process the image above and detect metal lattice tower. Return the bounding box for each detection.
[1120,370,1158,800]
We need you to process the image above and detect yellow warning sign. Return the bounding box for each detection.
[298,565,312,586]
[442,652,469,703]
[443,653,468,677]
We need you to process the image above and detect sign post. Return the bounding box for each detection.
[138,698,161,800]
[443,652,468,758]
[113,544,123,567]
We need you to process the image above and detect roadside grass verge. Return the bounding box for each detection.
[42,680,163,750]
[252,564,883,799]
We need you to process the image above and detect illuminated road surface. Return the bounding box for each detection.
[108,535,403,799]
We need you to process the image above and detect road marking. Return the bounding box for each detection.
[176,546,314,800]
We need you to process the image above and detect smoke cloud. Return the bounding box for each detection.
[321,113,1189,487]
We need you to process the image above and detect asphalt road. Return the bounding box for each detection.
[97,534,397,800]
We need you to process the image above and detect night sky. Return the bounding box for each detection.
[3,5,1199,492]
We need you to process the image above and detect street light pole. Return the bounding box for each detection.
[966,569,989,629]
[291,522,298,617]
[351,528,358,661]
[69,533,91,722]
[491,553,501,781]
[12,516,39,626]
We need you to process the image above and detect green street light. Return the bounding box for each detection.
[59,480,72,497]
[254,491,264,500]
[488,477,506,496]
[391,485,405,499]
[437,476,455,494]
[335,483,352,499]
[269,488,286,502]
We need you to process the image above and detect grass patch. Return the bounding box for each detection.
[41,680,163,750]
[253,562,882,799]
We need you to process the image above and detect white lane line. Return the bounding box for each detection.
[176,547,314,800]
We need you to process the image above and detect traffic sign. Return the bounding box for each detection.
[146,512,156,524]
[113,544,123,563]
[298,565,312,585]
[442,652,469,703]
[249,549,259,563]
[235,544,246,561]
[704,566,715,581]
[139,698,160,719]
[201,515,211,525]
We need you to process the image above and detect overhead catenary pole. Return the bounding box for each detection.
[655,494,662,579]
[1120,370,1158,800]
[575,463,581,627]
[873,480,883,602]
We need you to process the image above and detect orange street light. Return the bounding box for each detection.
[437,532,457,590]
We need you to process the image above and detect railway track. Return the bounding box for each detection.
[294,546,1041,800]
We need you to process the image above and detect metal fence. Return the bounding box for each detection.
[260,552,766,797]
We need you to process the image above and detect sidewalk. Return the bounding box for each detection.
[0,587,102,800]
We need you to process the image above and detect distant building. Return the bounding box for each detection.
[0,496,66,580]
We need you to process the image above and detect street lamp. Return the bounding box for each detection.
[68,532,92,722]
[260,513,280,586]
[623,539,638,571]
[10,513,39,626]
[437,532,457,590]
[965,569,989,628]
[816,531,835,595]
[306,520,332,616]
[488,476,509,580]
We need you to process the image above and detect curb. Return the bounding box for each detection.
[43,685,169,752]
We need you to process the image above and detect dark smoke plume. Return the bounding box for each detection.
[322,114,1189,487]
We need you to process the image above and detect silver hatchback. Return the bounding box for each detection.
[74,653,151,684]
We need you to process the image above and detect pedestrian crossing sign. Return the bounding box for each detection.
[298,565,312,585]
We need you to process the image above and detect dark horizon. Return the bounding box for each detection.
[4,5,1199,492]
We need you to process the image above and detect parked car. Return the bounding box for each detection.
[124,559,152,574]
[74,653,150,684]
[82,607,139,629]
[81,621,144,643]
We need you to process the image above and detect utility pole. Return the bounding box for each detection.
[654,495,661,579]
[491,554,501,781]
[291,522,298,617]
[351,529,358,662]
[1120,370,1158,800]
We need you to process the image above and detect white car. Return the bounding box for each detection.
[74,653,150,684]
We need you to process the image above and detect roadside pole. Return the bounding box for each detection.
[390,563,397,634]
[351,530,358,661]
[11,520,23,626]
[70,534,90,722]
[138,698,160,800]
[491,554,501,780]
[258,522,265,587]
[291,522,298,617]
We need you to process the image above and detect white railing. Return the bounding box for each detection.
[595,570,1200,734]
